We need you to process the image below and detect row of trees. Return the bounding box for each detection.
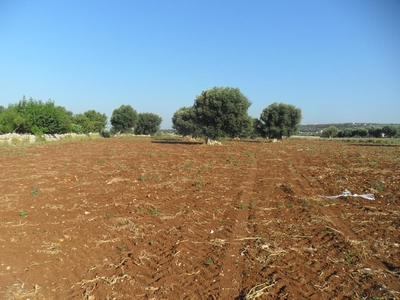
[5,90,396,141]
[172,87,302,140]
[0,97,162,135]
[0,88,303,140]
[109,105,162,135]
[321,125,399,138]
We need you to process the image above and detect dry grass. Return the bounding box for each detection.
[245,278,279,299]
[36,242,61,255]
[5,281,42,300]
[94,237,121,248]
[78,273,130,287]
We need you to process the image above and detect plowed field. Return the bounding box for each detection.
[0,137,399,299]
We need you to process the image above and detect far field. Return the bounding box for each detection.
[0,137,399,299]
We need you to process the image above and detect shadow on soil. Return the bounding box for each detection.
[151,139,203,145]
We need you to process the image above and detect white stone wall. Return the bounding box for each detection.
[0,133,100,144]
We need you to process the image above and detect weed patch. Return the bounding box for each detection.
[30,186,39,196]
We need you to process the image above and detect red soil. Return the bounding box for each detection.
[0,137,399,299]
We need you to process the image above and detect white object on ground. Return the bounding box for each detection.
[318,189,375,201]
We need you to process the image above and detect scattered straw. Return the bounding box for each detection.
[245,278,279,299]
[5,281,41,300]
[94,237,121,248]
[180,270,201,276]
[36,242,61,255]
[79,273,130,287]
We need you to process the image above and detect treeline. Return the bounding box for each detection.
[300,123,400,135]
[2,93,398,140]
[319,125,399,138]
[1,88,304,140]
[0,97,162,136]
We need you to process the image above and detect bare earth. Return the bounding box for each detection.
[0,137,399,300]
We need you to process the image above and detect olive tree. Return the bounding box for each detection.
[338,128,353,138]
[110,105,138,134]
[368,127,383,138]
[353,128,368,137]
[259,103,302,139]
[193,87,252,141]
[172,106,200,137]
[321,126,339,138]
[382,125,399,138]
[134,112,162,135]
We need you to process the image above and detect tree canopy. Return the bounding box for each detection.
[0,97,72,134]
[71,110,108,133]
[321,126,339,138]
[110,105,138,133]
[171,106,200,137]
[193,87,252,139]
[354,128,369,137]
[368,127,383,138]
[382,125,399,138]
[0,105,20,133]
[337,128,353,138]
[250,118,265,138]
[134,112,162,135]
[259,103,302,139]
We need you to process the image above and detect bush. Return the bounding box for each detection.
[100,130,111,138]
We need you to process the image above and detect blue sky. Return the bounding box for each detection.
[1,0,399,128]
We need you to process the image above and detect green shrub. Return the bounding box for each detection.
[100,130,111,138]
